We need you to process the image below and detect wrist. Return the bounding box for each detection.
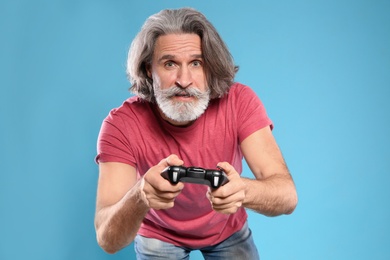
[137,178,151,209]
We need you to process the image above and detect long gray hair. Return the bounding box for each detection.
[126,8,238,101]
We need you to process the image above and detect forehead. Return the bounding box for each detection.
[153,33,202,59]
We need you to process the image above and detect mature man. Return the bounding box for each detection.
[95,7,297,259]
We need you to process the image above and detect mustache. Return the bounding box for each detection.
[159,86,209,99]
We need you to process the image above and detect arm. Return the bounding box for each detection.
[208,126,297,216]
[94,162,147,254]
[240,126,298,216]
[94,156,184,253]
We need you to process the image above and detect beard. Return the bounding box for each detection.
[154,84,211,123]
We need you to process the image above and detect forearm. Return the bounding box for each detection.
[95,180,150,254]
[242,174,298,217]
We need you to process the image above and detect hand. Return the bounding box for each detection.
[140,154,185,210]
[207,162,246,214]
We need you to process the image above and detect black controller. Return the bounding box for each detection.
[161,166,229,188]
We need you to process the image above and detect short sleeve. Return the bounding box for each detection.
[235,85,273,143]
[95,109,136,167]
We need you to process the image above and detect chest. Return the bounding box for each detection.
[133,105,242,175]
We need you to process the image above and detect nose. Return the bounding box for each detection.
[175,66,192,88]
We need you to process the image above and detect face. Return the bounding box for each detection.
[147,33,210,126]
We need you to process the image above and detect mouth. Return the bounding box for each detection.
[169,91,195,100]
[160,86,204,100]
[175,92,192,97]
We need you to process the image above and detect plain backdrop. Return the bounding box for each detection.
[1,0,389,259]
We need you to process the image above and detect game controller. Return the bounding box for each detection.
[161,166,229,188]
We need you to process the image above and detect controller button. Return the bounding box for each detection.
[214,176,219,187]
[173,171,178,182]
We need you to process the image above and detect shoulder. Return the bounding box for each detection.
[100,96,156,137]
[106,96,151,122]
[215,82,260,107]
[225,82,258,99]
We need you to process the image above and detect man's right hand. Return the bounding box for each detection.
[140,154,185,210]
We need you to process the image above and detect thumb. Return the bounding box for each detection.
[216,162,236,178]
[159,154,184,168]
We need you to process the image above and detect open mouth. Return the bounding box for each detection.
[175,92,191,97]
[161,86,203,99]
[171,91,194,99]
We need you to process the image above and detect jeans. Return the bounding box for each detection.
[134,222,260,259]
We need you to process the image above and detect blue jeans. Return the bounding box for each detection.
[134,222,260,259]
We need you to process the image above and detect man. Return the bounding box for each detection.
[94,7,297,259]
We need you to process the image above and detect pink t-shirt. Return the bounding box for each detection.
[96,82,272,248]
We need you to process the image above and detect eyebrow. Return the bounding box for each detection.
[158,54,203,63]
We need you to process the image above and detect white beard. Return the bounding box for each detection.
[154,85,210,123]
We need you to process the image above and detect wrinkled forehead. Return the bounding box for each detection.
[153,33,202,61]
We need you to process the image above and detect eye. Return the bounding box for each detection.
[164,61,176,68]
[192,60,203,67]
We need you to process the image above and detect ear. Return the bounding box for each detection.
[146,63,152,78]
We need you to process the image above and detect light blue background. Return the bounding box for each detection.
[1,0,389,259]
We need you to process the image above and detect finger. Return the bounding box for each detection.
[209,195,243,214]
[159,154,184,168]
[216,162,237,178]
[212,204,241,214]
[147,193,177,205]
[142,182,183,210]
[154,188,183,199]
[148,198,175,210]
[210,191,245,206]
[146,188,183,209]
[145,175,184,194]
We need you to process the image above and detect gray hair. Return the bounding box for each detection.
[126,8,238,101]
